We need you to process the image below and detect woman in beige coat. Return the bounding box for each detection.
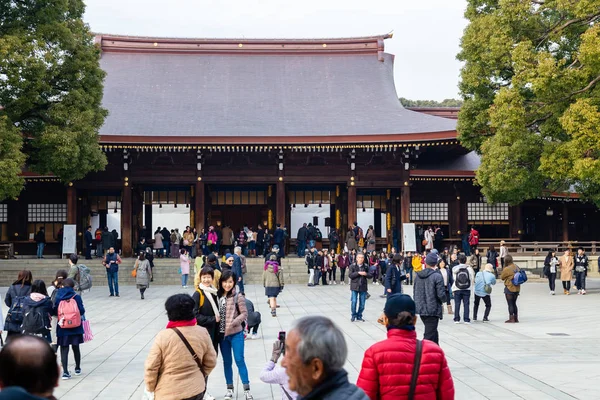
[559,249,574,295]
[144,294,217,400]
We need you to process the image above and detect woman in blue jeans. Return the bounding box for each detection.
[217,270,253,400]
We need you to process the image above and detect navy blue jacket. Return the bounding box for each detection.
[23,295,53,331]
[273,228,284,244]
[52,287,85,337]
[104,252,120,273]
[384,264,408,294]
[84,230,93,246]
[232,254,243,282]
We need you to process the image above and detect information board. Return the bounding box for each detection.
[402,223,417,252]
[62,224,77,257]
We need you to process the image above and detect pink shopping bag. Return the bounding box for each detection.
[83,319,94,342]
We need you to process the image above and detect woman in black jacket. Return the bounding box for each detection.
[4,270,33,337]
[486,246,499,277]
[22,280,53,342]
[193,267,221,354]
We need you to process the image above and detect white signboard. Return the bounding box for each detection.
[402,223,417,252]
[62,224,77,257]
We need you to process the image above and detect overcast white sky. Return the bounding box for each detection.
[84,0,468,101]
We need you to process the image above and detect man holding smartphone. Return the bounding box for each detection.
[349,253,372,322]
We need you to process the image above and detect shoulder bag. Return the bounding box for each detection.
[408,340,423,400]
[171,327,206,377]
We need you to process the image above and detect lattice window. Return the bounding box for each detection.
[27,204,67,222]
[0,204,6,222]
[212,190,267,205]
[410,203,448,221]
[467,202,509,221]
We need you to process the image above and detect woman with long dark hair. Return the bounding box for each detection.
[4,270,33,337]
[217,270,253,400]
[544,250,559,295]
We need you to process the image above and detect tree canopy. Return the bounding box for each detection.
[0,0,107,200]
[400,98,463,107]
[457,0,600,205]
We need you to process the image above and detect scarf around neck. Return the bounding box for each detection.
[199,284,220,318]
[166,319,197,329]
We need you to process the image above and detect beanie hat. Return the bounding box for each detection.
[384,294,416,318]
[425,252,438,267]
[225,253,233,260]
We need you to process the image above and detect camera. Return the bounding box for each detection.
[278,331,286,354]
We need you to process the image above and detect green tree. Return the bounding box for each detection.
[457,0,600,205]
[0,0,107,200]
[400,98,463,107]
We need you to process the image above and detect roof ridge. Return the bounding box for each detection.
[94,33,393,42]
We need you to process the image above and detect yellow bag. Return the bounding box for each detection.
[358,238,365,248]
[131,260,138,278]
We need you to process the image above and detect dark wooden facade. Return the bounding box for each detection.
[1,35,596,256]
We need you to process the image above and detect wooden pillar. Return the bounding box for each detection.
[562,203,569,242]
[347,184,357,229]
[510,205,523,239]
[195,179,205,231]
[386,190,392,252]
[67,186,77,225]
[276,180,286,227]
[121,184,132,257]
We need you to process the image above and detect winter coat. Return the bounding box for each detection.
[103,252,121,273]
[297,226,308,241]
[384,264,407,294]
[180,254,190,275]
[413,269,447,319]
[486,250,498,267]
[232,254,243,281]
[338,255,349,269]
[469,254,482,272]
[349,262,372,292]
[101,231,113,249]
[4,283,32,333]
[263,261,284,289]
[559,255,574,281]
[22,294,53,333]
[135,259,152,288]
[144,326,217,399]
[357,328,455,400]
[35,230,46,244]
[273,228,285,244]
[301,369,369,400]
[574,254,588,273]
[366,229,376,252]
[346,230,357,251]
[154,233,164,249]
[222,290,248,337]
[193,288,219,343]
[52,287,85,337]
[500,263,521,293]
[474,271,497,297]
[245,298,261,328]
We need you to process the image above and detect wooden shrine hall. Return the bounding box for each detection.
[1,34,598,257]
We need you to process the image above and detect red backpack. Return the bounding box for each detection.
[58,297,81,328]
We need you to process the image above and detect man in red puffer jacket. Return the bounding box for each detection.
[356,294,455,400]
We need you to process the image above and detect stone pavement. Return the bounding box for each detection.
[2,278,600,400]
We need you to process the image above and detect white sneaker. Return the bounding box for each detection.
[454,321,460,324]
[550,291,555,295]
[582,289,587,295]
[224,389,234,400]
[578,290,582,295]
[244,390,254,400]
[375,281,380,285]
[333,281,337,285]
[204,393,216,400]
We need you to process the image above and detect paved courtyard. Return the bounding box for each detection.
[2,278,600,400]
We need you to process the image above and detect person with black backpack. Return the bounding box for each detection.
[451,253,475,324]
[4,270,33,339]
[22,280,53,343]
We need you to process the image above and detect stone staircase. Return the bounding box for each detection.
[0,256,310,286]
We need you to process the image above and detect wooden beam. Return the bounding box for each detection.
[562,203,569,242]
[348,185,357,229]
[67,186,77,225]
[276,181,286,227]
[195,180,205,231]
[121,185,132,257]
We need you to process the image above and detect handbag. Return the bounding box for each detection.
[170,327,207,377]
[408,340,423,400]
[132,260,138,278]
[83,316,94,342]
[483,274,492,294]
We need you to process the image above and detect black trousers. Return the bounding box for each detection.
[473,294,491,320]
[420,315,440,344]
[60,345,81,374]
[505,292,519,317]
[340,268,347,282]
[562,281,571,291]
[548,272,556,291]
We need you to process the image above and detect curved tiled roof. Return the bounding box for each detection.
[97,35,456,143]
